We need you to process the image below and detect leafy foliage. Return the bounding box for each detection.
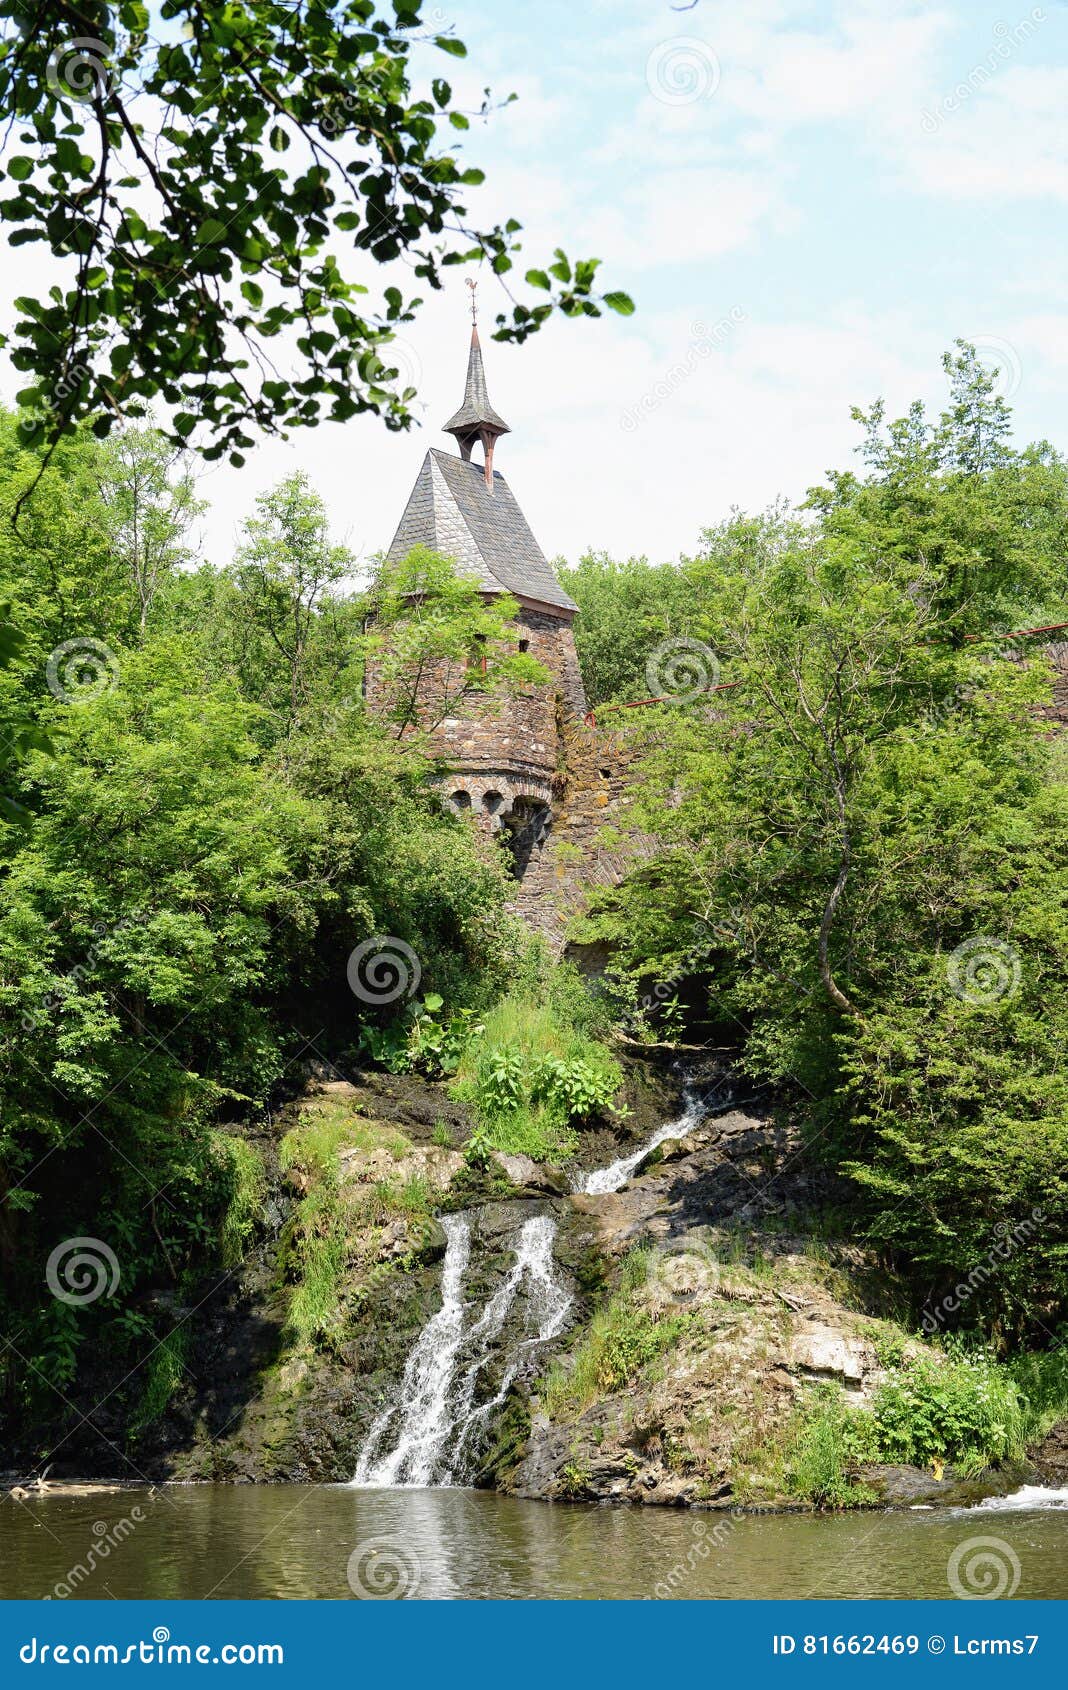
[453,989,624,1162]
[0,415,518,1433]
[556,550,696,706]
[0,0,632,476]
[582,346,1068,1343]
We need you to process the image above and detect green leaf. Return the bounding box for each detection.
[435,36,468,57]
[603,291,635,316]
[525,269,551,291]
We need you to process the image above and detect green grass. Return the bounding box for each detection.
[129,1328,191,1435]
[541,1248,692,1416]
[278,1100,414,1349]
[214,1133,266,1269]
[1011,1345,1068,1444]
[451,991,622,1162]
[784,1388,879,1508]
[280,1181,348,1349]
[277,1099,447,1349]
[279,1097,406,1177]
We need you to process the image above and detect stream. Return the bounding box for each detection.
[350,1094,710,1488]
[3,1484,1067,1600]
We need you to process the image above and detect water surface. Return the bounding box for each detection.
[3,1486,1066,1601]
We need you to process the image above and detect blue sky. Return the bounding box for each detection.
[7,0,1068,573]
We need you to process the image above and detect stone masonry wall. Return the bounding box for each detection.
[366,602,585,835]
[507,718,658,949]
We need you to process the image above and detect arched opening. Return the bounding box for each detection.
[500,797,550,879]
[449,789,473,814]
[482,790,504,816]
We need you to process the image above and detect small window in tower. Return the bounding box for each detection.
[466,634,488,675]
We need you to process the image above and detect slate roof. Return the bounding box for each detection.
[443,329,511,438]
[385,448,578,614]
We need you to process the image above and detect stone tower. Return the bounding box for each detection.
[377,308,587,874]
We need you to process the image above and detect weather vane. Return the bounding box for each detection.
[466,276,478,325]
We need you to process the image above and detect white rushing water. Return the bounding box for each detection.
[574,1087,709,1195]
[353,1081,730,1489]
[352,1212,571,1489]
[974,1485,1068,1511]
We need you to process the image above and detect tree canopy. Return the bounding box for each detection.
[0,0,633,478]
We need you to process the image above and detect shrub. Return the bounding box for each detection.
[866,1353,1027,1473]
[452,988,624,1162]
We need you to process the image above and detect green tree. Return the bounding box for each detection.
[586,354,1068,1340]
[367,545,549,738]
[0,0,632,481]
[556,550,696,707]
[228,471,354,728]
[95,426,202,633]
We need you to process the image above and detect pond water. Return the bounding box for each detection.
[2,1485,1066,1601]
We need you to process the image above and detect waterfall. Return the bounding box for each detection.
[352,1212,571,1489]
[575,1086,708,1195]
[352,1213,472,1488]
[352,1077,740,1490]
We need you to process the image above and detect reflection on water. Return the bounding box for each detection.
[1,1485,1066,1601]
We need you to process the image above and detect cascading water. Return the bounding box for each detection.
[574,1086,708,1195]
[352,1212,571,1489]
[352,1213,472,1488]
[353,1076,733,1490]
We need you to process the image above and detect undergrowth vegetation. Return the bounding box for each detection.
[780,1344,1068,1506]
[542,1248,693,1416]
[452,987,624,1163]
[276,1098,434,1351]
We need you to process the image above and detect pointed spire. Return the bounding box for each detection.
[444,282,510,486]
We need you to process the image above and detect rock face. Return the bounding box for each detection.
[23,1056,1050,1510]
[492,1105,891,1507]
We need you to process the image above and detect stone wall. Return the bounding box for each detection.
[366,601,586,851]
[507,718,658,949]
[1035,640,1068,728]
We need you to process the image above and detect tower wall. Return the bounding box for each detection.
[366,603,586,846]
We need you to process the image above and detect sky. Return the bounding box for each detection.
[5,0,1068,577]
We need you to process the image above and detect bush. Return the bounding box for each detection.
[865,1353,1027,1473]
[452,989,624,1162]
